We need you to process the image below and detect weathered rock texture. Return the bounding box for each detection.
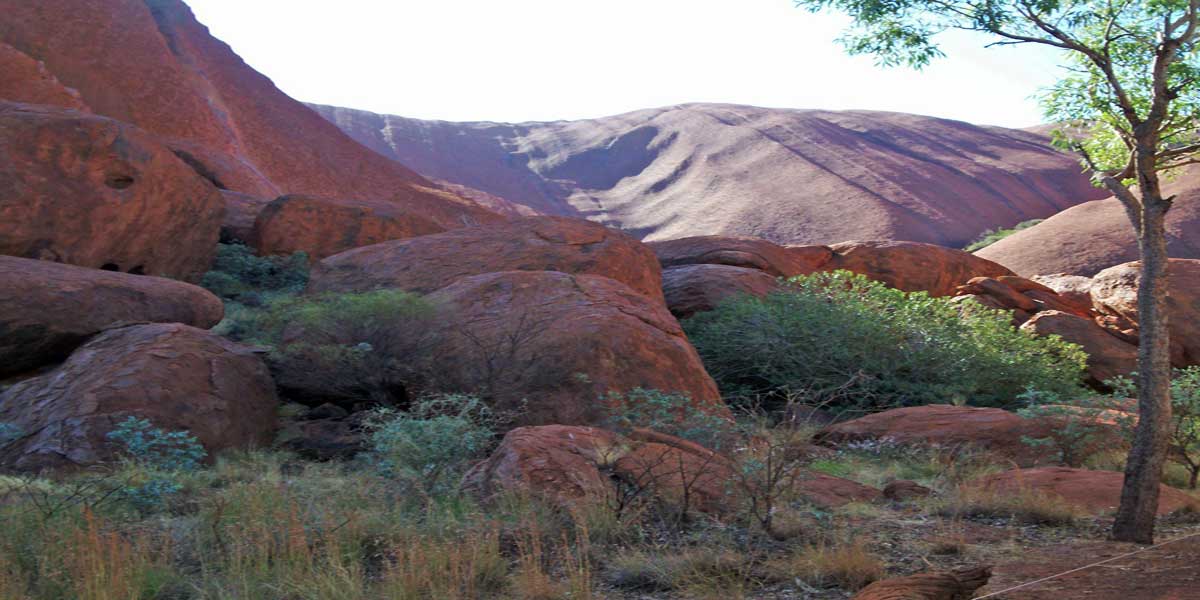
[1090,259,1200,367]
[310,217,665,303]
[0,0,498,225]
[852,566,992,600]
[251,195,447,261]
[218,190,273,244]
[976,169,1200,276]
[0,256,224,378]
[0,102,223,280]
[661,264,781,318]
[0,323,277,471]
[425,271,722,425]
[311,103,1105,247]
[0,42,88,110]
[1020,311,1138,385]
[650,236,832,277]
[824,241,1014,297]
[971,467,1197,516]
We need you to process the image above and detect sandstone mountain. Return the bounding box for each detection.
[976,168,1200,276]
[310,102,1107,246]
[0,0,497,229]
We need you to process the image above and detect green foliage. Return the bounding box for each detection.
[106,417,207,511]
[1017,388,1115,468]
[603,388,734,451]
[1108,367,1200,488]
[201,242,308,301]
[683,271,1088,412]
[363,394,500,495]
[963,219,1044,252]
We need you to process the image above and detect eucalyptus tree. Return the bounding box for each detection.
[795,0,1200,543]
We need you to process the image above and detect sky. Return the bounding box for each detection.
[186,0,1070,128]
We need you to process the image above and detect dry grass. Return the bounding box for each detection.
[766,537,885,591]
[935,485,1078,526]
[377,529,506,600]
[607,546,747,594]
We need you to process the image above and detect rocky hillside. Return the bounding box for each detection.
[976,168,1200,276]
[311,102,1107,246]
[0,0,498,229]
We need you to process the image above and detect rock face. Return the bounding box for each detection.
[310,217,665,303]
[0,42,88,110]
[971,467,1197,516]
[649,236,832,277]
[1090,259,1200,367]
[976,170,1200,276]
[425,271,723,425]
[0,256,224,378]
[251,195,447,261]
[813,405,1058,466]
[0,0,498,225]
[825,241,1015,297]
[311,103,1104,247]
[218,190,273,244]
[661,264,781,318]
[0,323,277,471]
[1020,311,1137,385]
[0,102,223,281]
[852,566,992,600]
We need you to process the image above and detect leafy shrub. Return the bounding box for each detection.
[1108,367,1200,488]
[106,417,206,511]
[201,242,308,300]
[963,219,1044,252]
[602,388,733,451]
[363,394,499,495]
[256,290,443,407]
[683,271,1088,412]
[1017,388,1117,467]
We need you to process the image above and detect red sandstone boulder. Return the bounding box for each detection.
[0,42,88,111]
[661,264,780,318]
[794,471,882,507]
[971,467,1197,516]
[310,217,665,303]
[883,480,934,502]
[0,102,222,281]
[219,190,274,244]
[425,271,723,424]
[1033,273,1096,313]
[0,323,277,471]
[823,241,1015,297]
[1090,259,1200,367]
[813,405,1058,466]
[852,566,992,600]
[1020,311,1137,386]
[649,236,833,277]
[0,256,224,378]
[462,426,625,503]
[250,194,446,261]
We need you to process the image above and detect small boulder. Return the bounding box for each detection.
[461,425,630,503]
[649,235,832,277]
[251,194,446,261]
[0,323,277,471]
[1091,259,1200,367]
[1020,311,1137,386]
[0,102,223,281]
[852,565,992,600]
[794,471,882,507]
[310,216,665,303]
[661,264,780,318]
[824,241,1014,296]
[425,271,724,425]
[0,256,224,378]
[883,480,934,502]
[813,405,1058,466]
[970,467,1197,516]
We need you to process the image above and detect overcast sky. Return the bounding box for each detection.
[186,0,1068,128]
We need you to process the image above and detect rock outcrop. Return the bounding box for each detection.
[0,42,88,110]
[1090,259,1200,367]
[661,264,781,318]
[824,241,1014,297]
[970,467,1197,516]
[649,236,832,277]
[218,190,273,244]
[0,323,277,471]
[425,271,722,424]
[311,103,1104,247]
[310,217,665,303]
[251,195,447,261]
[0,256,224,378]
[0,102,223,281]
[1020,311,1138,385]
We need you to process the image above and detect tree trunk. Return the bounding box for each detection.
[1112,199,1173,544]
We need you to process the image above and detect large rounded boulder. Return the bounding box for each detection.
[1020,311,1137,386]
[823,240,1015,297]
[648,235,833,277]
[425,271,723,425]
[219,190,273,244]
[250,194,447,261]
[661,264,781,318]
[0,256,224,378]
[0,323,277,471]
[0,102,223,281]
[1090,259,1200,366]
[310,217,665,303]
